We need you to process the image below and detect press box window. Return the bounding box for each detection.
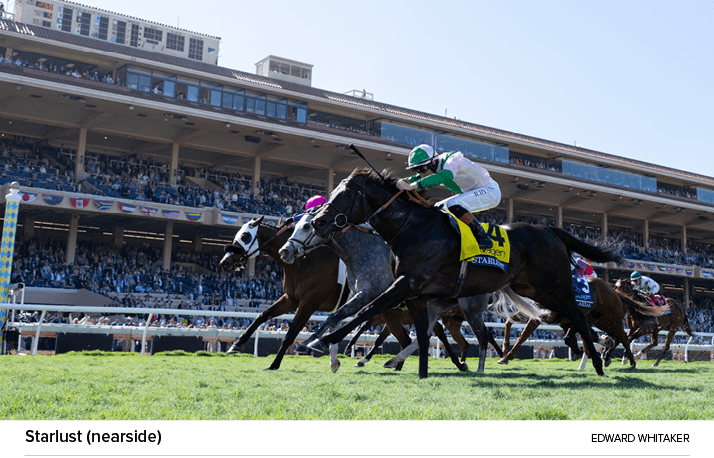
[166,32,185,52]
[144,27,163,42]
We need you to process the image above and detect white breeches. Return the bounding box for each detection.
[437,180,501,213]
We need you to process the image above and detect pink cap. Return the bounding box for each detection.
[305,195,326,210]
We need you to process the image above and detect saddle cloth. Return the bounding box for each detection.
[572,276,594,309]
[645,294,672,315]
[445,210,510,273]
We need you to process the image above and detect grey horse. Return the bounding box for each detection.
[278,212,503,374]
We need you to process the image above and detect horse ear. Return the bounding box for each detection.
[250,215,265,227]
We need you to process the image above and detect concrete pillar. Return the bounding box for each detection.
[602,213,608,241]
[193,234,203,253]
[507,198,514,223]
[684,278,690,308]
[170,142,179,186]
[556,206,563,228]
[23,215,35,239]
[682,225,688,254]
[252,157,261,197]
[247,257,256,277]
[326,168,335,195]
[643,220,649,248]
[75,127,87,182]
[162,221,174,270]
[113,226,124,250]
[65,213,80,265]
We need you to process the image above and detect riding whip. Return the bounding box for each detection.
[349,144,386,181]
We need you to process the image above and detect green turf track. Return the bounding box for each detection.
[1,352,712,420]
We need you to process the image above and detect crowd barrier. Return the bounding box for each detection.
[2,303,713,361]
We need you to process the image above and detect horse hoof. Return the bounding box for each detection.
[383,358,398,369]
[226,343,241,354]
[604,357,612,368]
[307,340,328,354]
[294,342,309,355]
[330,359,340,373]
[356,359,367,367]
[460,363,469,372]
[598,373,609,377]
[497,358,509,365]
[264,366,279,371]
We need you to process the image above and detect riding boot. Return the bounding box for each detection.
[458,212,493,250]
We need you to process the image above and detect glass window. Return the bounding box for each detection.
[266,102,277,118]
[163,81,175,97]
[166,32,185,52]
[126,73,139,90]
[210,90,222,107]
[697,188,714,205]
[186,85,199,102]
[222,92,233,109]
[233,95,244,111]
[143,27,163,42]
[138,75,151,92]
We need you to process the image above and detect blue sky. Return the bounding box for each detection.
[56,0,714,178]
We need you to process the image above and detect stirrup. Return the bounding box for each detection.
[476,233,493,250]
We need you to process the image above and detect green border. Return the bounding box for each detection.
[0,421,714,458]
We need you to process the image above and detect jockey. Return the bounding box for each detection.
[630,271,662,306]
[572,254,597,279]
[305,195,326,210]
[396,144,501,249]
[292,195,326,224]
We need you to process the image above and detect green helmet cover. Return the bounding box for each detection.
[407,144,435,169]
[630,271,642,280]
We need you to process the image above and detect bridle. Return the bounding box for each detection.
[225,221,293,267]
[323,175,432,233]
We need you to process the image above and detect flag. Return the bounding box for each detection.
[94,199,113,210]
[70,198,89,208]
[119,202,136,213]
[685,269,693,276]
[42,194,64,205]
[140,206,158,216]
[222,214,238,224]
[162,209,180,219]
[703,271,711,278]
[20,192,37,203]
[185,211,202,221]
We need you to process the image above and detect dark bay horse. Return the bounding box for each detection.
[279,211,502,374]
[614,278,695,367]
[499,277,642,369]
[310,168,624,378]
[219,216,348,370]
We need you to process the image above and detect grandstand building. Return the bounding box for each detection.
[1,5,713,314]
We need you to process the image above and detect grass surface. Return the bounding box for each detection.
[1,352,712,420]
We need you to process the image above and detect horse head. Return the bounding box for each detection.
[219,215,264,272]
[613,277,635,296]
[312,168,395,238]
[278,212,327,264]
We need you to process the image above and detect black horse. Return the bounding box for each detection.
[310,168,624,378]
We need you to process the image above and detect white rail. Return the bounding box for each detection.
[2,303,713,359]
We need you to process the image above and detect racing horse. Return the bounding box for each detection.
[498,277,644,369]
[219,215,349,370]
[279,211,503,374]
[614,277,695,367]
[309,168,624,378]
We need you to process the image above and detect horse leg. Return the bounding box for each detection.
[344,316,381,359]
[501,314,518,355]
[441,314,469,363]
[653,329,676,367]
[313,276,416,348]
[432,320,468,372]
[498,318,540,364]
[610,323,637,370]
[296,290,376,354]
[227,294,294,354]
[457,294,493,374]
[266,302,314,371]
[407,299,431,379]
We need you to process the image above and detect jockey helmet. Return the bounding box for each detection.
[305,195,326,210]
[630,271,642,281]
[407,144,437,170]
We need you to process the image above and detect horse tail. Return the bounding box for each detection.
[490,287,549,321]
[547,226,624,266]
